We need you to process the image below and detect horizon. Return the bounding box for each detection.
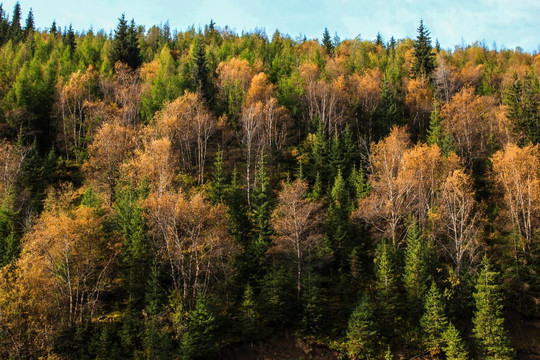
[0,0,538,53]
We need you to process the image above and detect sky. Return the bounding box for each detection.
[1,0,539,52]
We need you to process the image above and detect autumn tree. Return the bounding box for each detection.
[270,179,323,299]
[351,68,382,142]
[216,58,254,126]
[355,126,411,245]
[436,169,480,273]
[84,121,136,202]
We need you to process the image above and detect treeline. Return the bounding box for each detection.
[0,2,539,359]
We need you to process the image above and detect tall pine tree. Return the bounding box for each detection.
[411,20,435,79]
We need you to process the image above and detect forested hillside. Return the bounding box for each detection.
[0,2,539,359]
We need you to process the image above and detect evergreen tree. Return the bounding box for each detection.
[0,4,8,45]
[50,20,57,36]
[311,171,323,201]
[322,27,334,55]
[411,20,435,79]
[8,2,22,42]
[23,8,34,40]
[472,257,514,360]
[251,152,273,246]
[240,284,260,341]
[420,282,448,356]
[309,119,328,186]
[426,101,454,155]
[142,261,171,359]
[191,37,211,102]
[349,165,370,202]
[346,294,378,359]
[375,32,384,46]
[180,296,218,359]
[0,191,18,266]
[64,24,76,53]
[375,81,400,139]
[209,147,225,204]
[403,216,432,321]
[110,14,141,69]
[327,169,352,267]
[442,322,469,360]
[226,167,250,246]
[329,132,343,182]
[504,73,540,145]
[127,19,142,69]
[374,240,399,340]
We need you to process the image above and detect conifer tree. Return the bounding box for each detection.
[209,147,225,204]
[192,37,211,102]
[226,167,250,246]
[329,132,343,182]
[23,8,33,39]
[504,73,540,144]
[442,322,469,360]
[322,27,334,55]
[374,240,399,340]
[412,20,435,79]
[310,119,328,185]
[8,2,22,42]
[50,20,57,36]
[0,5,8,45]
[426,101,454,155]
[65,24,76,53]
[349,165,370,202]
[420,282,448,356]
[127,19,142,69]
[472,257,514,360]
[180,296,218,359]
[346,294,378,359]
[328,169,351,267]
[110,14,141,69]
[403,216,432,321]
[240,284,260,342]
[251,152,272,245]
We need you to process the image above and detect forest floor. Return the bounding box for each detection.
[221,332,339,360]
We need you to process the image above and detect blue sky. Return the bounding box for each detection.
[1,0,539,52]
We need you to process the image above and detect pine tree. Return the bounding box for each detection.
[349,165,370,202]
[403,216,432,321]
[8,2,22,42]
[504,73,540,145]
[322,27,334,55]
[0,4,8,46]
[346,294,378,359]
[50,20,57,36]
[209,147,225,204]
[192,37,211,102]
[329,132,343,182]
[411,20,435,79]
[251,152,272,245]
[426,101,454,155]
[226,167,250,246]
[375,32,384,46]
[240,284,260,341]
[420,281,448,356]
[328,169,351,267]
[374,240,399,340]
[127,19,142,69]
[180,296,218,359]
[472,257,514,360]
[23,8,34,40]
[110,14,141,69]
[442,322,468,360]
[64,24,76,53]
[310,119,328,188]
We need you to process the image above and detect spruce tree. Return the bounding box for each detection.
[403,216,432,321]
[191,37,211,102]
[504,73,540,145]
[127,19,142,69]
[209,147,225,204]
[329,132,343,182]
[442,322,469,360]
[328,169,352,267]
[0,5,8,46]
[472,257,514,360]
[110,15,141,69]
[426,101,454,156]
[322,27,334,55]
[374,240,399,340]
[180,296,218,359]
[420,281,448,356]
[346,294,378,359]
[65,24,76,53]
[8,2,22,42]
[251,152,272,245]
[50,20,57,36]
[411,20,435,79]
[23,8,34,40]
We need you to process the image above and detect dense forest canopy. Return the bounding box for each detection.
[0,2,539,359]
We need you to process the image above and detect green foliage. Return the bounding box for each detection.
[110,14,141,69]
[251,152,273,244]
[180,296,218,359]
[442,322,468,360]
[403,216,433,321]
[411,20,435,79]
[191,37,212,102]
[426,102,454,155]
[472,257,514,360]
[374,240,399,340]
[240,284,261,341]
[420,281,448,355]
[0,190,18,266]
[327,169,353,268]
[322,27,334,55]
[209,147,225,204]
[346,294,378,359]
[504,73,540,145]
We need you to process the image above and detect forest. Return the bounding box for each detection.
[0,2,539,359]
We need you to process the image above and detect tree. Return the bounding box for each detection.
[8,2,22,42]
[23,8,34,40]
[110,14,141,69]
[65,24,76,53]
[436,169,480,273]
[322,27,334,55]
[403,216,433,321]
[180,296,218,359]
[472,257,514,360]
[191,37,211,102]
[504,73,540,144]
[346,294,378,359]
[328,169,352,267]
[420,282,448,356]
[209,147,225,204]
[442,322,469,360]
[374,240,399,339]
[270,179,323,299]
[411,20,435,79]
